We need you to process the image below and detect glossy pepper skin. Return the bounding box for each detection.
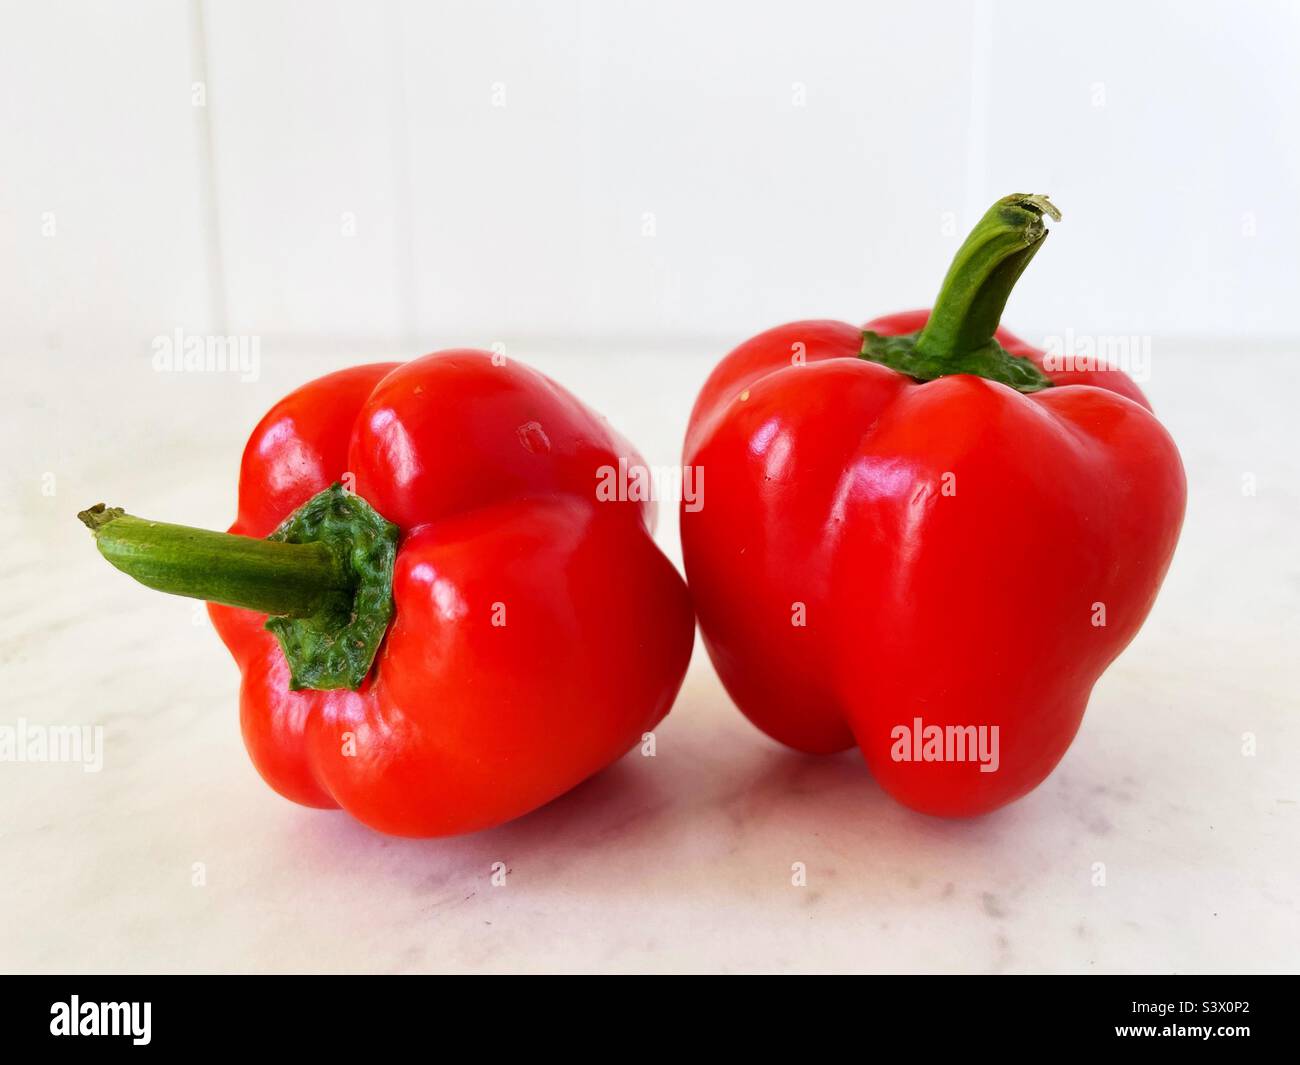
[95,352,693,837]
[681,195,1185,816]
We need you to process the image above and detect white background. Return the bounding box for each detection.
[3,0,1298,353]
[1,1,1297,974]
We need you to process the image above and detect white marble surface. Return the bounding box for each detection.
[1,338,1296,973]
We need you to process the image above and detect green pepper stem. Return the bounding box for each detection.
[914,193,1061,363]
[81,485,399,691]
[77,503,350,618]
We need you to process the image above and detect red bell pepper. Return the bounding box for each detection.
[81,352,694,836]
[681,194,1186,816]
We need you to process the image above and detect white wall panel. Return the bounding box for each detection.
[398,0,977,344]
[396,0,589,348]
[979,0,1300,341]
[0,0,212,356]
[203,0,409,340]
[1,0,1297,352]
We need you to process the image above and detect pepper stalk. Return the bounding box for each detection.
[860,192,1061,392]
[78,484,398,691]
